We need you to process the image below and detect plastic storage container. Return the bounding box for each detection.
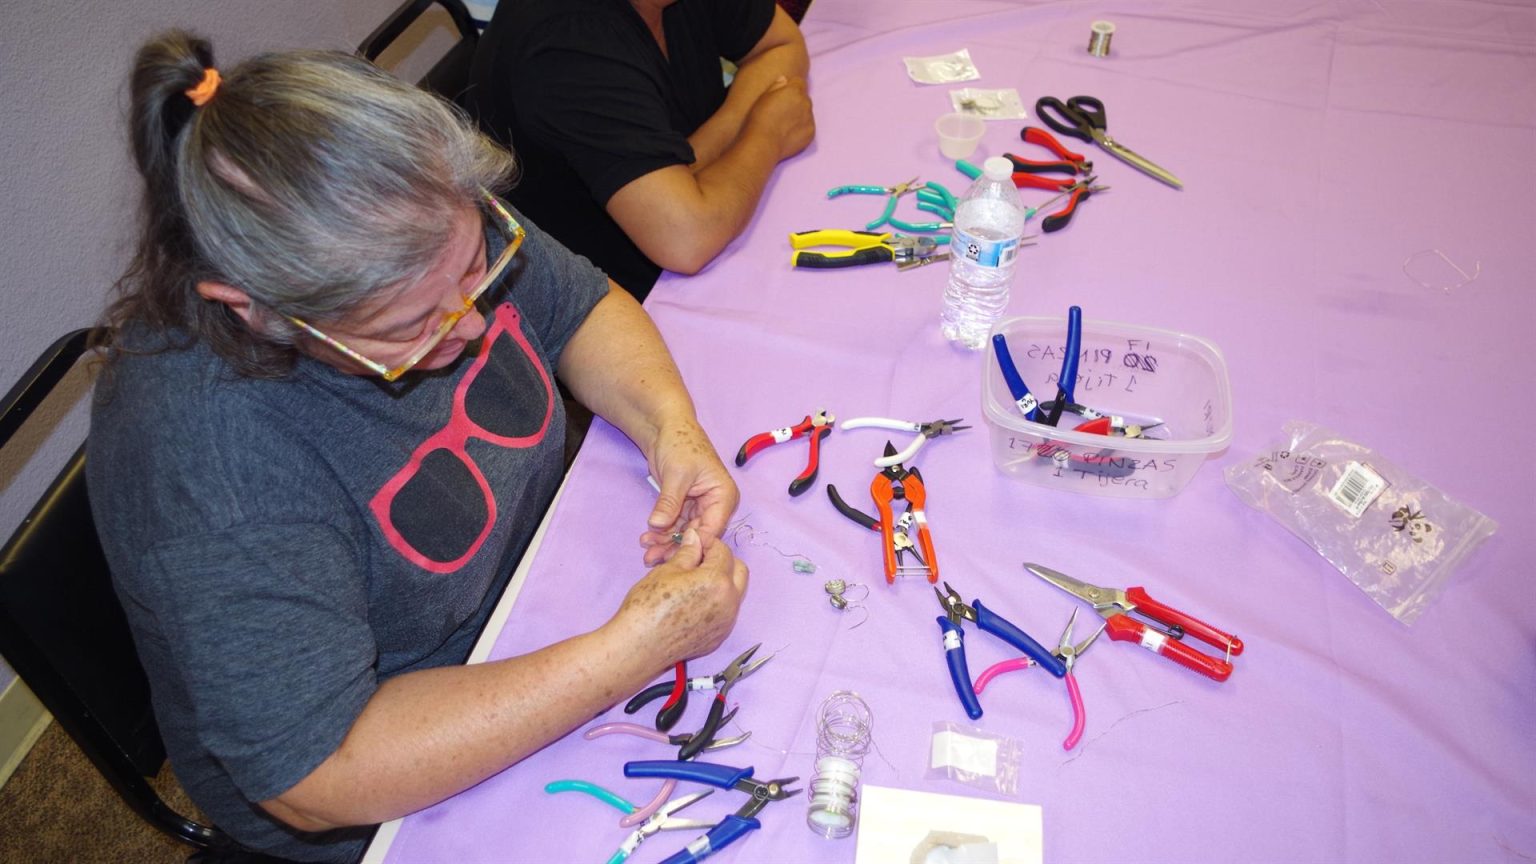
[982,316,1233,499]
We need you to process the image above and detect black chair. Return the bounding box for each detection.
[357,0,479,103]
[0,329,239,852]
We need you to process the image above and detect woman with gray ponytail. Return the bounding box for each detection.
[89,30,748,863]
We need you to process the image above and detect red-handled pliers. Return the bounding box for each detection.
[1040,179,1110,233]
[1025,562,1245,682]
[1013,126,1093,174]
[734,410,833,497]
[1002,126,1093,191]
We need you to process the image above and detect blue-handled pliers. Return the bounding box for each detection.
[623,761,799,864]
[934,581,1067,720]
[991,306,1082,426]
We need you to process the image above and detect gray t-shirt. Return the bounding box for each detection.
[86,213,608,862]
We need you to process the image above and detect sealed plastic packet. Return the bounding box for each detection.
[926,721,1022,795]
[950,87,1027,119]
[902,49,981,84]
[1224,421,1497,624]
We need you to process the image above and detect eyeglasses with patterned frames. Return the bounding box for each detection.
[287,190,526,382]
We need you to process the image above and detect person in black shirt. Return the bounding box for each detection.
[468,0,813,300]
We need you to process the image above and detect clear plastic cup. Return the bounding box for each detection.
[935,112,986,159]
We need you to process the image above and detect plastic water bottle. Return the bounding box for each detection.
[941,156,1026,349]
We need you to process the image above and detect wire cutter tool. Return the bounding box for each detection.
[934,582,1066,720]
[1025,563,1244,682]
[991,306,1082,427]
[827,473,929,583]
[847,443,940,583]
[840,416,970,467]
[734,410,833,496]
[972,608,1104,750]
[788,230,946,270]
[623,761,798,864]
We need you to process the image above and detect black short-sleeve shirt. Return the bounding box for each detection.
[468,0,776,300]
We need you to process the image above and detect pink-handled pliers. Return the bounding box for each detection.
[972,608,1104,750]
[584,719,749,827]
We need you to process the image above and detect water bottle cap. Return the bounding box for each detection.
[981,157,1014,182]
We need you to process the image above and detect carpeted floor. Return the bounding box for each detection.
[0,719,195,863]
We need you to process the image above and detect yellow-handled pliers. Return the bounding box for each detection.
[788,229,946,269]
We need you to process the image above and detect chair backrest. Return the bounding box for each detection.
[357,0,479,103]
[0,328,227,849]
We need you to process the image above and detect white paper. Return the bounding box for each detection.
[855,786,1043,864]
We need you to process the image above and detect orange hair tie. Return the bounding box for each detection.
[185,68,221,107]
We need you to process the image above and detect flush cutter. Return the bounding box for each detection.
[734,410,833,496]
[840,416,971,467]
[623,761,799,864]
[787,230,947,269]
[869,444,939,584]
[972,608,1105,750]
[1025,562,1245,682]
[934,581,1066,720]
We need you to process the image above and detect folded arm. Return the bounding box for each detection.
[605,8,814,275]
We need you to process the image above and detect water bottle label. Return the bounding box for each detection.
[952,227,1020,268]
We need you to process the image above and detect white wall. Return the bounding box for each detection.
[0,0,450,694]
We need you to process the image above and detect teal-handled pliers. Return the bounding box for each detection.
[828,177,957,233]
[544,782,715,864]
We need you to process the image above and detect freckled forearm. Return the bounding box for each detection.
[263,620,667,829]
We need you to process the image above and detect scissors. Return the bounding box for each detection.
[1033,96,1183,190]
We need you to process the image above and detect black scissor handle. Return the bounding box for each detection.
[1034,95,1106,143]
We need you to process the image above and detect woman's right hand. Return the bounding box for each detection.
[614,528,749,666]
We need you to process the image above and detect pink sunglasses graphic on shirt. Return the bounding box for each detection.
[370,303,553,573]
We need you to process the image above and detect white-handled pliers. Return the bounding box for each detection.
[841,417,970,467]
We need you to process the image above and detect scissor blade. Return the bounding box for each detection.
[1091,130,1183,189]
[1024,562,1121,610]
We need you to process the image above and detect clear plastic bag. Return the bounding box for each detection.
[925,721,1022,795]
[902,49,981,84]
[1224,421,1497,625]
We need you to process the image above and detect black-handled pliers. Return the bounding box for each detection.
[625,645,771,756]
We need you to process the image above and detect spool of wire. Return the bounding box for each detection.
[1087,20,1116,57]
[805,690,873,839]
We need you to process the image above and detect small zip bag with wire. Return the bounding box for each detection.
[1224,421,1497,625]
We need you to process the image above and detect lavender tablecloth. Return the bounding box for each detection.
[373,1,1535,861]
